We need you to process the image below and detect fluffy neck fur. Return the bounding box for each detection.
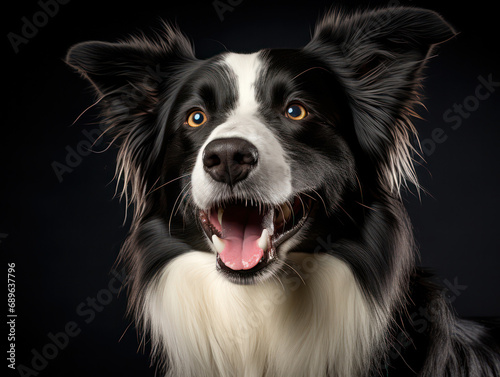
[144,251,388,377]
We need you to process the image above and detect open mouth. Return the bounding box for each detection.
[199,194,313,279]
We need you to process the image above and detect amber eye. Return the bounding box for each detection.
[187,110,207,127]
[285,103,307,120]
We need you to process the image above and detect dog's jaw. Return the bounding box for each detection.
[198,194,315,284]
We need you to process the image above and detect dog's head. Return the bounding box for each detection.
[66,8,454,284]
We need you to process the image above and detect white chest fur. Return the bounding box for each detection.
[144,252,384,377]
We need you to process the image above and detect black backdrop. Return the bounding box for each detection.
[3,0,499,376]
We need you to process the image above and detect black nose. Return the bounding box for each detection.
[203,138,259,186]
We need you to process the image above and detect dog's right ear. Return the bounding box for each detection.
[65,25,196,216]
[65,24,195,111]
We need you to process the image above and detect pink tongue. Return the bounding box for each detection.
[219,206,264,270]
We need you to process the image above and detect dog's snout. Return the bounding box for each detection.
[203,138,258,186]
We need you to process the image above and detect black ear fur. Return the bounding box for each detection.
[65,25,195,107]
[65,25,196,219]
[305,7,456,192]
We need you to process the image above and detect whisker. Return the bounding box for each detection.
[71,96,104,126]
[291,66,331,81]
[118,321,134,343]
[356,201,377,211]
[168,182,191,235]
[271,270,285,292]
[146,175,162,196]
[355,173,364,205]
[275,202,286,227]
[282,260,306,286]
[300,192,317,202]
[297,194,306,217]
[91,128,120,153]
[148,173,192,196]
[174,186,192,217]
[310,188,328,214]
[337,203,356,224]
[180,194,194,230]
[285,199,294,226]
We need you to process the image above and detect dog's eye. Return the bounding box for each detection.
[186,110,207,127]
[285,103,307,120]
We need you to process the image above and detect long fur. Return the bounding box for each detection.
[66,7,500,377]
[145,252,383,377]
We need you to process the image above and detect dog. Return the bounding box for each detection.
[66,6,500,377]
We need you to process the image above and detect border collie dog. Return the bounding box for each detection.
[66,7,500,377]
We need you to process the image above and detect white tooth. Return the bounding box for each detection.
[212,234,225,254]
[257,229,269,251]
[218,207,224,225]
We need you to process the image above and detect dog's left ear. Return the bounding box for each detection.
[305,7,456,192]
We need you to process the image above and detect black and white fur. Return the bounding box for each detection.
[66,7,500,377]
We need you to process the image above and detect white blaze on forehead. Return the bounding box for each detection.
[224,52,261,116]
[190,52,293,210]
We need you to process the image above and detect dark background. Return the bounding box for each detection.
[2,0,499,376]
